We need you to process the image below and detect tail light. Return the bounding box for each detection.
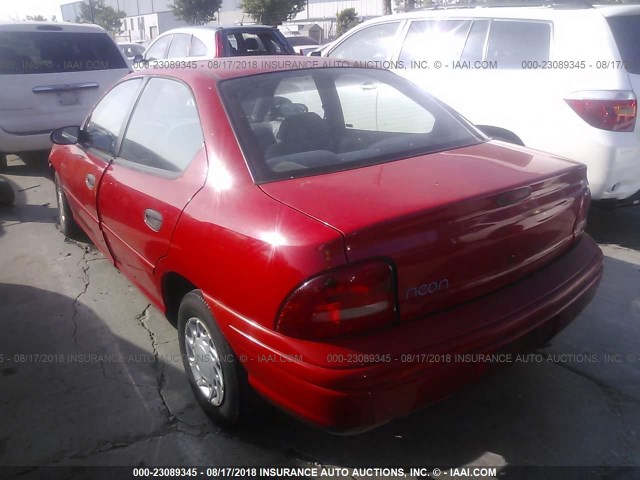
[275,260,397,340]
[573,184,591,240]
[565,91,636,132]
[214,31,224,58]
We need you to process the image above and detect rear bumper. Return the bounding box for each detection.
[208,235,603,433]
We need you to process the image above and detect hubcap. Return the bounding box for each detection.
[56,183,66,227]
[184,317,225,406]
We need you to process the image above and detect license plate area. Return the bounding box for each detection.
[57,91,80,106]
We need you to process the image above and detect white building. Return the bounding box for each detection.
[60,0,188,42]
[61,0,384,44]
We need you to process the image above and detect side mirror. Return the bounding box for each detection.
[309,50,321,57]
[51,126,80,145]
[132,54,144,64]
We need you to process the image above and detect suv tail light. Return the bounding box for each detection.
[573,184,591,240]
[275,260,397,340]
[565,91,636,132]
[215,31,224,57]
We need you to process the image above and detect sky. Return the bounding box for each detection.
[0,0,63,21]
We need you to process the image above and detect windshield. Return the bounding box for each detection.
[286,36,318,46]
[220,68,484,183]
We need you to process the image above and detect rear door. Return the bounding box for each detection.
[0,27,130,137]
[58,78,143,256]
[97,77,208,303]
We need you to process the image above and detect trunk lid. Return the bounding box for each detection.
[261,142,587,321]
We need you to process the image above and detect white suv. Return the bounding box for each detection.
[0,22,131,169]
[322,5,640,205]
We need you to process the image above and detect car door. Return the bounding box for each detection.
[59,78,143,258]
[97,77,208,304]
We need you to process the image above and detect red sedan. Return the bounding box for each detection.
[49,58,603,433]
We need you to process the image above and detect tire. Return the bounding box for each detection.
[54,172,81,238]
[178,290,250,428]
[0,178,14,206]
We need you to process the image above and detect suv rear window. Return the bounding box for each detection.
[606,15,640,75]
[220,68,483,183]
[0,31,127,74]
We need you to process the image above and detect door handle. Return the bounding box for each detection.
[144,209,163,232]
[85,173,96,190]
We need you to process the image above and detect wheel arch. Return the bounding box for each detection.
[161,271,199,325]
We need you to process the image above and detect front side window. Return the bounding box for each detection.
[486,20,551,69]
[120,78,204,172]
[329,22,401,62]
[220,68,482,183]
[84,79,142,155]
[399,20,472,64]
[0,31,127,74]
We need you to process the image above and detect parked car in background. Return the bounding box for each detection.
[0,22,131,170]
[322,5,640,205]
[284,34,319,55]
[118,42,145,60]
[134,26,295,66]
[50,58,602,432]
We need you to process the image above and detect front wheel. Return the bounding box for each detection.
[178,290,250,428]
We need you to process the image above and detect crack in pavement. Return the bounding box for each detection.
[135,304,175,424]
[70,245,93,350]
[134,304,206,434]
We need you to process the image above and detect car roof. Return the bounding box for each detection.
[129,56,358,82]
[358,4,640,22]
[0,21,106,33]
[156,25,278,35]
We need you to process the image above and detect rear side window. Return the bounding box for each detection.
[329,22,401,62]
[120,78,204,172]
[0,31,127,74]
[167,33,191,58]
[190,37,208,57]
[461,20,489,62]
[607,15,640,75]
[399,20,472,63]
[486,20,551,69]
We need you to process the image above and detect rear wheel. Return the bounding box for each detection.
[178,290,250,428]
[54,172,81,238]
[0,177,14,206]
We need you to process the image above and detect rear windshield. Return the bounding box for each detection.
[0,31,127,75]
[220,68,483,183]
[286,36,318,47]
[607,15,640,74]
[224,30,290,56]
